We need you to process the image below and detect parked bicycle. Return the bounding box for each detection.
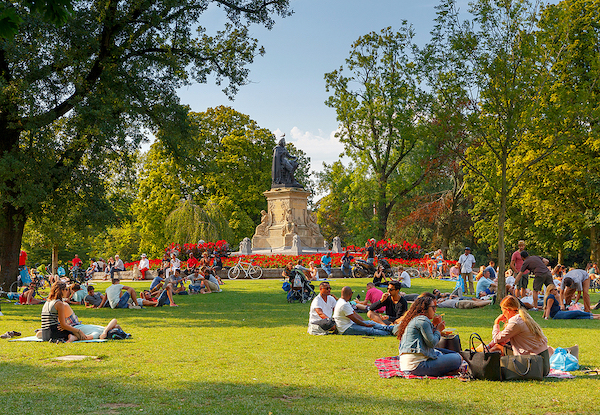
[227,257,263,280]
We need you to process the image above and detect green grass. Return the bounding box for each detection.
[1,278,600,415]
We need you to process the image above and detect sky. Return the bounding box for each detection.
[176,0,467,177]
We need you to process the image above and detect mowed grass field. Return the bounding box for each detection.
[1,277,600,415]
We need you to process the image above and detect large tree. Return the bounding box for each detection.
[324,25,441,240]
[422,0,577,298]
[0,0,291,288]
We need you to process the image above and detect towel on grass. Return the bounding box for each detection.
[9,336,107,343]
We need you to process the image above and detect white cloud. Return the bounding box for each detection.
[273,127,349,174]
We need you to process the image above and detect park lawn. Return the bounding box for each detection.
[1,277,600,415]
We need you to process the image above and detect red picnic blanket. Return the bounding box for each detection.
[374,356,460,379]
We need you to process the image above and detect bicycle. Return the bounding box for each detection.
[227,257,263,280]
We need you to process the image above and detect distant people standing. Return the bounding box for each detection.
[510,240,529,297]
[71,254,83,269]
[364,239,375,265]
[514,251,553,311]
[458,247,476,295]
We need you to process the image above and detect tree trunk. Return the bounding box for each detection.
[497,162,508,302]
[0,202,26,289]
[591,226,599,264]
[557,248,564,265]
[52,244,59,275]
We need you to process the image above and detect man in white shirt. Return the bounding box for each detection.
[458,247,476,295]
[333,286,393,336]
[307,281,338,335]
[138,254,150,280]
[100,276,141,309]
[397,266,411,288]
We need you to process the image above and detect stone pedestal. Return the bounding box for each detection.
[252,187,325,249]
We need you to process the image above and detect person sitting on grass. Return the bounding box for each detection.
[373,265,389,287]
[167,268,187,294]
[397,266,411,288]
[396,294,462,377]
[84,285,108,308]
[355,282,385,313]
[40,281,87,342]
[198,266,221,294]
[149,269,165,294]
[333,286,394,336]
[486,295,550,376]
[307,281,338,335]
[100,276,141,309]
[20,282,44,305]
[188,268,205,293]
[366,281,408,326]
[37,302,129,341]
[543,284,600,320]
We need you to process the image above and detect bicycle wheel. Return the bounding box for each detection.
[248,265,262,279]
[406,268,419,278]
[9,281,20,294]
[228,266,241,279]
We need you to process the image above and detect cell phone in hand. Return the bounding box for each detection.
[356,294,361,300]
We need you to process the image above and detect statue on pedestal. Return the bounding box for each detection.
[272,136,302,188]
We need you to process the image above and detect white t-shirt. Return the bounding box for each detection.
[139,258,149,269]
[458,254,476,273]
[307,294,337,335]
[105,283,124,308]
[333,298,355,334]
[506,276,516,286]
[400,271,411,288]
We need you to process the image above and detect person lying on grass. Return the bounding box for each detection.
[85,285,108,308]
[140,285,178,307]
[396,293,462,377]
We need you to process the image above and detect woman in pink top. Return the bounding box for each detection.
[487,295,550,376]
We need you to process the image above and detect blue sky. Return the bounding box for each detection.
[177,0,466,176]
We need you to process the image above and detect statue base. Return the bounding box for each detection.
[251,187,325,250]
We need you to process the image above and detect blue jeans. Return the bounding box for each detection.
[341,263,351,276]
[157,290,170,306]
[115,291,130,309]
[410,349,462,377]
[553,310,593,319]
[322,265,332,276]
[342,322,392,336]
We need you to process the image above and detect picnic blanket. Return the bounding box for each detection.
[9,336,107,343]
[375,356,576,379]
[374,356,462,379]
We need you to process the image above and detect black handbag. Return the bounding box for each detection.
[501,355,544,381]
[459,333,502,380]
[436,334,461,352]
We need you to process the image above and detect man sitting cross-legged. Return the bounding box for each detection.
[333,286,394,336]
[167,268,187,294]
[366,281,408,325]
[197,266,222,294]
[100,276,141,309]
[307,281,338,335]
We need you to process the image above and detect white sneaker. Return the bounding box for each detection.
[128,303,142,310]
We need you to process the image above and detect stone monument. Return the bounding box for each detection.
[251,137,325,250]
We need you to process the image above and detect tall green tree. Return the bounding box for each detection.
[423,0,574,298]
[324,25,441,240]
[0,0,292,288]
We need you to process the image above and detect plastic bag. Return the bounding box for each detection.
[550,347,579,371]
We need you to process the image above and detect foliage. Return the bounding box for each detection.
[324,25,441,240]
[0,0,292,288]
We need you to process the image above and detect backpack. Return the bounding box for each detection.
[106,328,131,340]
[293,274,302,288]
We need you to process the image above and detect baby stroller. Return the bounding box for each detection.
[285,269,316,303]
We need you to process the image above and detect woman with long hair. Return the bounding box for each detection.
[396,293,462,376]
[40,281,86,342]
[543,284,600,320]
[487,295,550,376]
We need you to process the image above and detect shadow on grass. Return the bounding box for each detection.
[0,360,498,415]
